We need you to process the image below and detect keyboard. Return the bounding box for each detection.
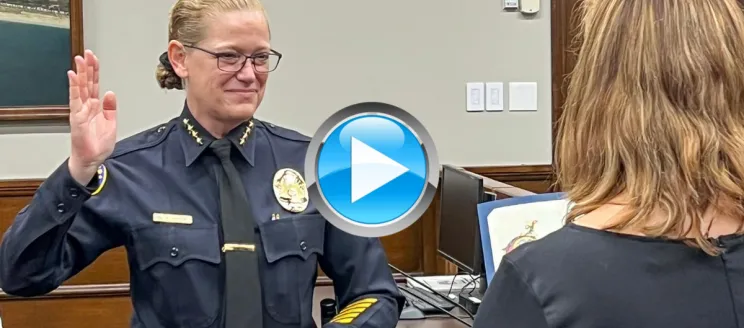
[399,286,456,314]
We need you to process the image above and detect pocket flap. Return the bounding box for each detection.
[259,214,326,263]
[295,214,325,257]
[133,224,221,270]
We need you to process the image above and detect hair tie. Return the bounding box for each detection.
[159,51,174,71]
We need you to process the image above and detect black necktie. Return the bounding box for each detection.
[209,139,263,328]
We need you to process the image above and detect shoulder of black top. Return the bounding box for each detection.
[255,119,311,143]
[109,119,177,159]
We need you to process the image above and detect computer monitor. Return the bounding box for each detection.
[437,165,491,276]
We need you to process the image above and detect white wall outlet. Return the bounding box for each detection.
[504,0,519,10]
[508,82,537,111]
[466,82,485,112]
[485,82,504,111]
[519,0,540,14]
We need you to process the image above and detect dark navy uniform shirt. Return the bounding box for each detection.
[0,104,404,328]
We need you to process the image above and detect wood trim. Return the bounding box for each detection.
[465,165,553,182]
[465,164,556,192]
[0,165,554,200]
[550,0,582,161]
[0,274,415,300]
[0,0,83,123]
[0,284,130,300]
[0,179,42,196]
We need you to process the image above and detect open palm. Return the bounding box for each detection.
[68,50,117,175]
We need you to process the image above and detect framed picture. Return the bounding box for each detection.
[0,0,83,122]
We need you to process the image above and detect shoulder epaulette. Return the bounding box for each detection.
[109,119,177,159]
[256,119,311,143]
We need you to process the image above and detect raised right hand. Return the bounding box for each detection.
[67,50,118,186]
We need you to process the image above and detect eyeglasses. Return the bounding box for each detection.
[184,45,282,73]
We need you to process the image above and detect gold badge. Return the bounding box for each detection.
[272,168,309,213]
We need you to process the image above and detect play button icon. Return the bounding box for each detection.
[350,137,409,203]
[305,102,440,238]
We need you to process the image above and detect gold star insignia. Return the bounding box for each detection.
[239,120,255,146]
[182,118,204,145]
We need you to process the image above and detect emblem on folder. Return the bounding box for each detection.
[503,220,538,253]
[272,168,309,213]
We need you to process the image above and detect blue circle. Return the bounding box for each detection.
[316,113,428,225]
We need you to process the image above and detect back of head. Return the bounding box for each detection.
[155,0,268,90]
[555,0,744,254]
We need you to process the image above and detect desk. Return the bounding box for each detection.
[312,286,470,328]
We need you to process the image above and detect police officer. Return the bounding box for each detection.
[0,0,404,327]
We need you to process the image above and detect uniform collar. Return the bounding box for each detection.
[178,102,257,167]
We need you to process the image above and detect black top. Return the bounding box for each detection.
[473,223,744,328]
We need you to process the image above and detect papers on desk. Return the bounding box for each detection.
[478,193,572,285]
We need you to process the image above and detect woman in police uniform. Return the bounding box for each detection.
[0,0,403,327]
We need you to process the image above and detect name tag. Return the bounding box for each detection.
[152,213,193,225]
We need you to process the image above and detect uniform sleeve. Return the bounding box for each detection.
[318,224,404,328]
[472,257,549,328]
[0,159,122,296]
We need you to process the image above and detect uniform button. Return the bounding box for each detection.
[170,247,179,257]
[56,203,65,213]
[69,188,80,198]
[299,241,307,251]
[157,126,166,133]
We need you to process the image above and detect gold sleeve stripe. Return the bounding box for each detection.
[330,298,379,324]
[337,300,377,315]
[347,298,378,308]
[331,317,354,324]
[336,308,365,317]
[331,313,359,322]
[339,301,375,312]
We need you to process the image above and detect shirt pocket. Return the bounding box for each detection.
[258,214,326,324]
[132,224,222,328]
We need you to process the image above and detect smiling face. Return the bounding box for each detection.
[172,10,271,125]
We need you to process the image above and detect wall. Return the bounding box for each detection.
[0,0,552,179]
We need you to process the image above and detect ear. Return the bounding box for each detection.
[167,40,188,79]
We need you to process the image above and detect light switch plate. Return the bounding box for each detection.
[508,82,537,111]
[485,82,504,111]
[466,82,485,112]
[504,0,519,9]
[519,0,540,14]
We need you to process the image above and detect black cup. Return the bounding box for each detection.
[320,298,337,325]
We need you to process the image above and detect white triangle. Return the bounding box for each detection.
[350,136,410,203]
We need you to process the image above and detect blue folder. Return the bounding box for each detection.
[477,192,567,286]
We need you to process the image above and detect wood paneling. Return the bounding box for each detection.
[551,0,583,167]
[466,165,556,193]
[0,285,132,328]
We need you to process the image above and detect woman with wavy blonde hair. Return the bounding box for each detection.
[473,1,744,327]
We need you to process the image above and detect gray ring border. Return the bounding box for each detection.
[304,102,440,238]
